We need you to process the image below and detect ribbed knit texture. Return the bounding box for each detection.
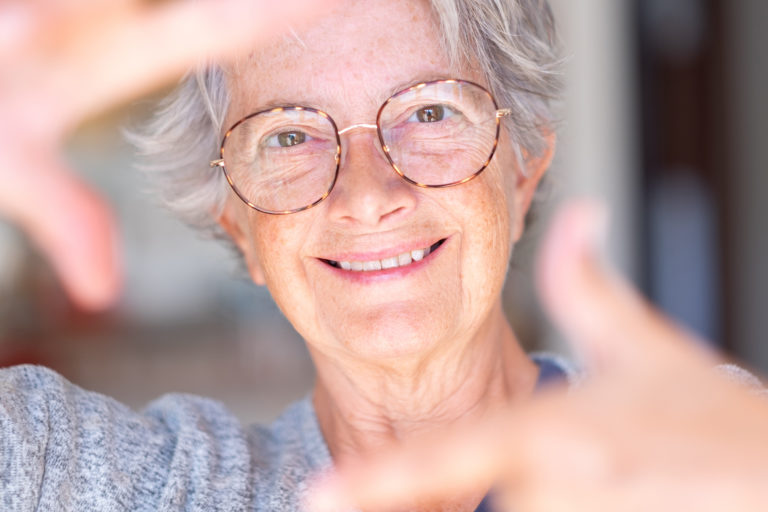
[0,365,332,511]
[2,354,683,511]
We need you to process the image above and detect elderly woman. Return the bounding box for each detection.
[2,0,768,511]
[2,0,564,509]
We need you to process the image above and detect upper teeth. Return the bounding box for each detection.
[336,246,431,272]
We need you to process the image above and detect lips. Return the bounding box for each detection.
[321,239,445,272]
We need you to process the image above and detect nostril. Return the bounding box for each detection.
[325,133,419,227]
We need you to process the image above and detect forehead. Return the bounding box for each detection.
[225,0,463,124]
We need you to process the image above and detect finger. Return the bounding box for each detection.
[44,0,341,130]
[307,398,608,512]
[307,415,514,512]
[3,149,122,310]
[535,199,712,373]
[0,0,134,59]
[0,2,35,59]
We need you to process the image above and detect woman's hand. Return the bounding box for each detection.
[308,200,768,511]
[0,0,336,310]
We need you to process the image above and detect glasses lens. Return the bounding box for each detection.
[222,108,339,213]
[379,81,499,186]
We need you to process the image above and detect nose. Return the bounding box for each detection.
[324,125,418,228]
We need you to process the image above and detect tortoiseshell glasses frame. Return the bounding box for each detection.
[210,79,512,215]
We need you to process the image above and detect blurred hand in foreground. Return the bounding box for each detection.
[0,0,336,310]
[309,200,768,512]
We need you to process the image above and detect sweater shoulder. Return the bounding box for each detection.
[0,365,253,511]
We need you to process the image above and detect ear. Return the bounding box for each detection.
[511,131,556,242]
[217,197,267,286]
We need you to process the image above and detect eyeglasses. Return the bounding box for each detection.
[210,79,511,214]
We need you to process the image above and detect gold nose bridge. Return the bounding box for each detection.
[335,122,390,168]
[337,123,378,136]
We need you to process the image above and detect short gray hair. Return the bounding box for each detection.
[128,0,561,239]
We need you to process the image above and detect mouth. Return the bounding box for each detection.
[321,239,446,272]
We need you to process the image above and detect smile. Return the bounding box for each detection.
[323,239,446,272]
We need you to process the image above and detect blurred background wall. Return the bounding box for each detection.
[0,0,766,423]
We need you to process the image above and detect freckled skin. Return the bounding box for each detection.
[219,0,550,370]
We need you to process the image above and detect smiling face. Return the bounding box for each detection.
[219,0,551,365]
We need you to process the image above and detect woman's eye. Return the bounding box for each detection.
[266,130,308,148]
[408,104,456,123]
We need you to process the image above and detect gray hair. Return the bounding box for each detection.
[128,0,561,239]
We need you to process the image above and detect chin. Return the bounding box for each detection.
[331,304,455,362]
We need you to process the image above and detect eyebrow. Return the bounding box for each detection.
[249,74,460,114]
[386,74,457,96]
[249,98,321,112]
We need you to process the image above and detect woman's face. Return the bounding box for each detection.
[220,0,550,363]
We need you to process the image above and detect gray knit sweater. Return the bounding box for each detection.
[0,356,575,511]
[0,365,332,511]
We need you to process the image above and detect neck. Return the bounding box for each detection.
[310,301,538,461]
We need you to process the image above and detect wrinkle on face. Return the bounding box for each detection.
[218,0,542,368]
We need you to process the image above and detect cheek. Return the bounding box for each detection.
[485,177,514,276]
[245,215,308,297]
[441,164,514,309]
[491,142,529,248]
[476,173,515,310]
[246,216,330,344]
[496,139,523,219]
[472,158,516,257]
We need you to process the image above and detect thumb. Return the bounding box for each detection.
[535,199,710,373]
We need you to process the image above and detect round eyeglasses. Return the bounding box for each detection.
[210,79,512,214]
